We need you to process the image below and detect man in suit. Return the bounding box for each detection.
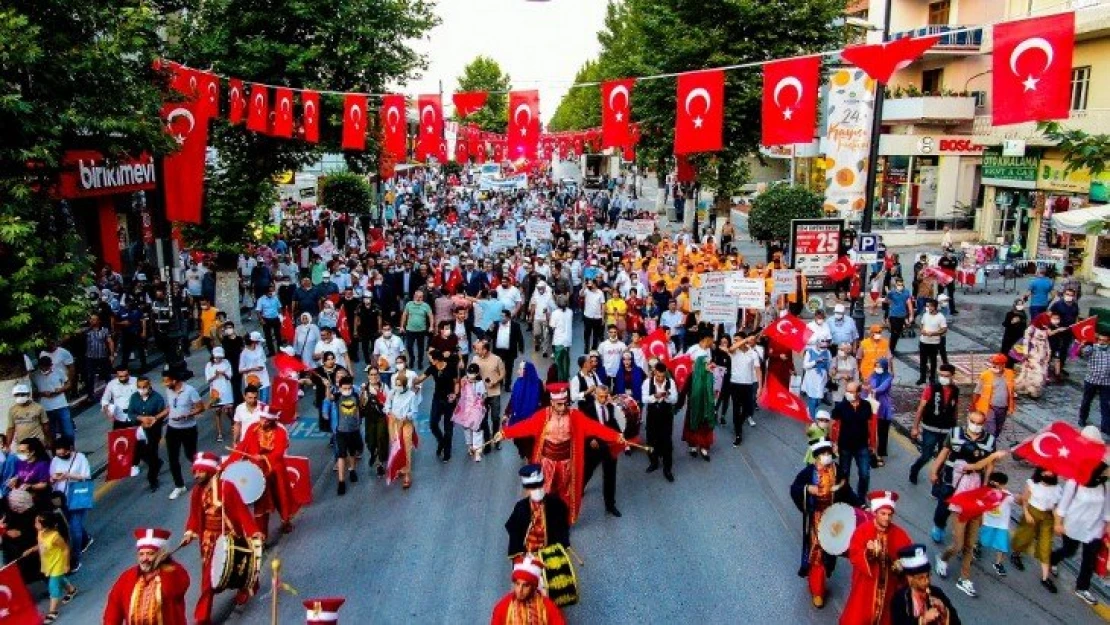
[462,258,488,297]
[388,260,423,307]
[581,384,624,518]
[488,309,525,378]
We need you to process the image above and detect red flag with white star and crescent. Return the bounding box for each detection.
[508,90,540,161]
[992,12,1074,125]
[301,90,320,143]
[674,69,723,154]
[601,79,634,149]
[342,93,368,151]
[761,57,820,147]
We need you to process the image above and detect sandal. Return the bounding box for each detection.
[45,613,59,623]
[63,588,78,604]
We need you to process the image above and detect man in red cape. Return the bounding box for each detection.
[841,491,913,625]
[235,408,295,537]
[182,452,263,625]
[490,555,566,625]
[103,527,191,625]
[496,382,625,525]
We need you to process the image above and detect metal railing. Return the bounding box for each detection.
[891,25,984,49]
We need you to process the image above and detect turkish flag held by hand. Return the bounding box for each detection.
[762,57,820,146]
[301,90,320,143]
[641,328,672,365]
[246,84,269,133]
[285,455,312,512]
[342,94,368,151]
[841,35,940,84]
[947,486,1009,523]
[380,94,407,159]
[509,90,541,160]
[107,427,139,481]
[228,79,246,125]
[1013,421,1107,484]
[823,255,855,282]
[280,310,295,344]
[0,565,41,625]
[923,265,955,286]
[417,94,444,161]
[1072,317,1098,343]
[669,354,693,391]
[676,155,696,183]
[453,91,488,118]
[273,351,307,378]
[162,99,209,224]
[270,375,301,425]
[758,374,811,424]
[675,69,724,154]
[602,79,634,149]
[993,12,1074,125]
[336,307,351,344]
[271,88,294,138]
[763,313,812,352]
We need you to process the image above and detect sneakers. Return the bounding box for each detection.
[130,466,140,478]
[168,487,185,500]
[747,416,756,427]
[993,562,1007,577]
[1010,552,1026,572]
[955,578,977,598]
[930,526,945,544]
[934,555,948,579]
[733,436,742,448]
[1075,589,1099,606]
[82,537,94,554]
[1041,578,1058,593]
[1050,565,1059,577]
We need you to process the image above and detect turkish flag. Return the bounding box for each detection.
[270,374,301,425]
[675,69,724,154]
[676,155,696,183]
[380,94,407,160]
[301,90,320,143]
[271,88,294,138]
[0,565,41,625]
[823,255,855,282]
[840,35,940,84]
[1072,317,1098,343]
[493,142,505,162]
[993,12,1074,125]
[762,57,820,146]
[669,354,694,391]
[763,313,812,352]
[640,328,672,365]
[416,94,443,161]
[508,90,540,160]
[273,352,308,377]
[162,99,209,224]
[453,91,488,118]
[228,79,246,125]
[336,307,351,344]
[601,79,634,149]
[1013,421,1107,485]
[107,426,139,481]
[280,310,294,344]
[475,141,487,163]
[922,265,955,286]
[285,455,312,512]
[757,374,811,424]
[455,139,469,163]
[342,93,368,151]
[947,486,1009,523]
[196,71,220,119]
[246,84,269,133]
[167,62,196,98]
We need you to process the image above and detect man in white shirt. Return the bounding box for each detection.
[659,300,686,352]
[917,299,947,385]
[597,326,628,380]
[40,339,76,389]
[570,354,603,410]
[727,334,762,446]
[549,297,575,381]
[496,280,523,317]
[372,323,405,385]
[31,355,74,441]
[806,310,833,347]
[314,326,353,374]
[232,385,265,442]
[101,363,138,424]
[529,282,555,358]
[582,280,606,351]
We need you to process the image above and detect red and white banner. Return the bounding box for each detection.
[246,84,269,133]
[380,94,407,160]
[271,87,294,138]
[228,79,246,125]
[342,93,368,151]
[0,565,40,625]
[761,57,820,146]
[675,69,724,154]
[452,91,488,118]
[508,90,540,161]
[161,99,208,224]
[107,426,139,481]
[757,375,810,424]
[285,455,313,512]
[417,94,443,161]
[601,79,634,149]
[992,12,1074,125]
[301,90,320,143]
[840,35,939,84]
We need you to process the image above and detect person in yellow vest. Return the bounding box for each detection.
[971,353,1015,437]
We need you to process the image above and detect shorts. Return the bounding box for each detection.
[978,526,1010,554]
[48,574,71,599]
[335,431,364,457]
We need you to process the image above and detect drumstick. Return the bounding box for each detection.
[226,447,261,461]
[567,546,585,567]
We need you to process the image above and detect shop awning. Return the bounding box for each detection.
[1051,204,1110,235]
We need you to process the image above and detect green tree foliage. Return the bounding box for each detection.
[172,0,438,254]
[748,185,823,245]
[455,56,511,134]
[321,172,373,215]
[1039,121,1110,177]
[548,61,603,132]
[0,2,178,369]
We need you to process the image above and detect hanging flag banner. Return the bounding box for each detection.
[822,68,875,218]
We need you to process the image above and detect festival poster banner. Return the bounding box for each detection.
[823,68,875,218]
[790,218,844,291]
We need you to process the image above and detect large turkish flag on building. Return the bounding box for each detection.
[162,99,208,224]
[342,93,368,151]
[601,79,634,149]
[674,69,723,154]
[380,94,407,160]
[417,94,443,162]
[508,90,540,160]
[761,57,820,146]
[992,12,1074,125]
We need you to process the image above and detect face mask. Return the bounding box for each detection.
[938,376,951,385]
[874,367,884,375]
[872,334,882,341]
[815,319,825,326]
[967,422,984,434]
[818,455,834,467]
[844,392,857,402]
[396,363,406,371]
[1065,296,1074,302]
[14,396,30,405]
[834,313,844,319]
[16,453,28,462]
[383,331,393,338]
[467,373,479,380]
[139,389,151,398]
[1015,305,1025,311]
[224,329,234,337]
[528,489,545,502]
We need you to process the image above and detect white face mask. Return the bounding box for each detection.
[13,396,30,405]
[967,422,984,434]
[16,453,29,462]
[874,367,884,375]
[938,376,951,385]
[528,489,545,502]
[818,455,834,467]
[844,392,857,402]
[834,313,844,319]
[1015,305,1025,311]
[1064,296,1075,302]
[872,334,882,341]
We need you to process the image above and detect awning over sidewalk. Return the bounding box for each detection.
[1051,204,1110,235]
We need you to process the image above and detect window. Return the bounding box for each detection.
[922,68,944,95]
[1071,66,1091,111]
[928,1,950,26]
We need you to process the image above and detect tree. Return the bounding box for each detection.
[0,2,177,376]
[548,61,603,132]
[321,172,373,215]
[455,56,511,134]
[1039,121,1110,176]
[171,0,438,254]
[748,185,823,246]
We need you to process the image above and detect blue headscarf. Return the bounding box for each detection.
[509,361,543,425]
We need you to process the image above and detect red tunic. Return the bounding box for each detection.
[840,520,913,625]
[501,407,622,525]
[490,592,566,625]
[185,477,261,622]
[236,422,294,520]
[102,561,191,625]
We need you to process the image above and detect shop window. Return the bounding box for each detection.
[922,69,944,95]
[1071,66,1090,111]
[993,190,1034,248]
[928,1,950,26]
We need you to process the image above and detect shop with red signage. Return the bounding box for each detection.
[57,150,163,273]
[874,134,986,230]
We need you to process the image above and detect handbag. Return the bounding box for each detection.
[63,455,94,510]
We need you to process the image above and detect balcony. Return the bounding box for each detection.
[882,95,977,124]
[891,25,984,53]
[972,109,1110,146]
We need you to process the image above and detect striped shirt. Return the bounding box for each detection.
[86,327,111,359]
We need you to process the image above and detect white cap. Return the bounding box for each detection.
[249,331,264,342]
[212,347,225,358]
[833,304,845,314]
[11,383,30,395]
[1081,425,1104,443]
[815,409,831,422]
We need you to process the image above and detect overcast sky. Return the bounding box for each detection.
[401,0,609,123]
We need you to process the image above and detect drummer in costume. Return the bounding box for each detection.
[490,555,566,625]
[103,527,191,625]
[505,464,570,559]
[234,407,295,538]
[642,361,677,482]
[890,545,961,625]
[841,491,913,625]
[495,382,626,525]
[182,452,263,625]
[789,439,857,608]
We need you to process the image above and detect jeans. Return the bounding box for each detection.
[838,447,871,502]
[47,407,74,441]
[985,405,1009,437]
[67,508,89,566]
[403,331,427,367]
[1079,382,1110,432]
[804,394,822,420]
[909,428,946,481]
[429,397,456,460]
[165,426,198,488]
[1051,535,1101,591]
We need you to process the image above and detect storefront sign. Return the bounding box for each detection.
[878,135,988,156]
[790,218,844,291]
[58,151,157,199]
[982,150,1040,189]
[823,69,874,216]
[1037,159,1092,194]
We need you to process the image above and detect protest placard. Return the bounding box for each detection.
[490,229,517,251]
[524,218,553,240]
[772,269,797,297]
[733,278,766,309]
[700,291,738,324]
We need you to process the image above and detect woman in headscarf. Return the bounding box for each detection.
[504,361,543,459]
[681,334,717,461]
[1015,313,1052,398]
[293,312,320,368]
[384,372,420,489]
[800,338,832,419]
[865,357,894,466]
[1000,298,1028,368]
[612,351,646,405]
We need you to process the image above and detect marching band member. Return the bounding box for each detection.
[103,528,191,625]
[789,438,855,608]
[841,491,913,625]
[490,555,566,625]
[890,544,961,625]
[505,464,570,560]
[235,407,295,538]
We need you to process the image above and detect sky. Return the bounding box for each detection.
[401,0,610,123]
